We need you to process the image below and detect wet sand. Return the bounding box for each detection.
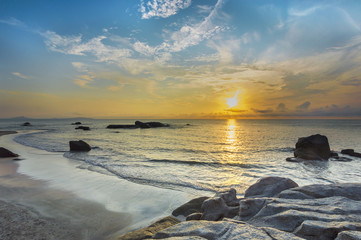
[0,131,192,239]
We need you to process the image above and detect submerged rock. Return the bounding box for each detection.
[244,176,298,198]
[71,122,82,125]
[69,140,91,152]
[341,149,361,158]
[0,147,19,158]
[21,122,31,126]
[294,134,331,160]
[117,216,180,240]
[75,126,90,131]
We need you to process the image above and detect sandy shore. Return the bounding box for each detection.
[0,131,193,239]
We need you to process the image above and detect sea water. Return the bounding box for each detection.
[1,119,360,195]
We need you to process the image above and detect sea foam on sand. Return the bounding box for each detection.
[0,131,193,239]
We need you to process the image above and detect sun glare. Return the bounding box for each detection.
[227,90,240,108]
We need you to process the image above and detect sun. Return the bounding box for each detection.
[227,90,240,108]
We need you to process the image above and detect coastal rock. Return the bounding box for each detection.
[107,124,138,129]
[294,134,331,160]
[153,220,303,239]
[186,213,203,221]
[21,122,31,126]
[244,176,299,198]
[117,216,180,240]
[107,121,170,129]
[172,196,209,217]
[135,121,151,128]
[71,122,82,125]
[75,126,90,131]
[217,188,239,206]
[201,197,239,221]
[336,230,361,240]
[341,149,361,158]
[0,147,19,158]
[69,140,91,152]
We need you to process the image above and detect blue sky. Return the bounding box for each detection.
[1,0,361,118]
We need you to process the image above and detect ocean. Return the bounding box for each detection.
[1,119,360,196]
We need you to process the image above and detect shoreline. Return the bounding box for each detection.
[0,130,194,239]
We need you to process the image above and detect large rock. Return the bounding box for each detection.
[0,147,19,158]
[217,188,239,206]
[117,216,179,240]
[107,121,170,129]
[21,122,31,126]
[69,140,91,152]
[201,197,238,221]
[153,220,303,239]
[75,126,90,131]
[336,230,361,240]
[294,134,331,160]
[244,177,298,198]
[172,197,209,217]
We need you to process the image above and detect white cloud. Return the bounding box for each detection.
[0,17,24,27]
[140,0,191,19]
[12,72,29,79]
[42,31,132,62]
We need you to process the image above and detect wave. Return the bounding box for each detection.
[148,159,263,168]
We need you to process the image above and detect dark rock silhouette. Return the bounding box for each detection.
[172,196,209,217]
[0,147,19,158]
[71,122,82,125]
[294,134,331,160]
[107,121,169,129]
[341,149,361,158]
[75,126,90,131]
[21,122,31,126]
[69,140,91,152]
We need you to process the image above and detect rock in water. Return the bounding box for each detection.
[245,176,299,198]
[0,147,19,158]
[21,122,31,126]
[75,126,90,131]
[341,149,361,158]
[294,134,331,160]
[69,140,91,152]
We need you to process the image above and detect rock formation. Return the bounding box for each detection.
[0,147,19,158]
[294,134,331,160]
[69,140,91,152]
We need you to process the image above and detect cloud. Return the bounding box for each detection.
[341,79,361,86]
[140,0,191,19]
[276,103,287,112]
[42,31,132,62]
[0,17,24,27]
[296,101,311,111]
[251,108,273,114]
[12,72,29,79]
[225,108,247,113]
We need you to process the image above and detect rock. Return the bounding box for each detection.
[0,147,19,158]
[75,126,90,131]
[144,121,170,128]
[336,230,361,240]
[244,177,299,198]
[331,156,353,162]
[239,198,268,221]
[286,157,304,162]
[341,149,361,158]
[117,216,180,240]
[294,134,331,160]
[186,213,202,221]
[107,125,138,129]
[153,220,303,239]
[172,197,209,217]
[200,197,239,221]
[217,188,239,206]
[69,140,91,152]
[107,121,170,129]
[21,122,31,126]
[71,122,82,125]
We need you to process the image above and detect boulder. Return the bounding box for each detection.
[21,122,31,126]
[217,188,239,206]
[69,140,91,152]
[200,197,239,221]
[336,230,361,240]
[117,216,180,240]
[294,134,331,160]
[244,177,299,198]
[341,149,361,158]
[75,126,90,131]
[172,196,209,217]
[153,220,303,239]
[71,122,82,125]
[0,147,19,158]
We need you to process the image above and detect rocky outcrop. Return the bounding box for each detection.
[107,121,169,129]
[172,197,209,217]
[75,126,90,131]
[21,122,31,126]
[341,149,361,158]
[293,134,331,160]
[244,176,299,198]
[0,147,19,158]
[117,216,180,240]
[153,220,303,239]
[69,140,91,152]
[71,122,82,125]
[200,197,239,221]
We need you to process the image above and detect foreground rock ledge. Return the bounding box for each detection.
[118,176,361,240]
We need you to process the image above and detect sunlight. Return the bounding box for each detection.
[227,90,240,108]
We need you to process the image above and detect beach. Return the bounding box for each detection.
[0,131,193,240]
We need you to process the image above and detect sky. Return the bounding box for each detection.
[1,0,361,119]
